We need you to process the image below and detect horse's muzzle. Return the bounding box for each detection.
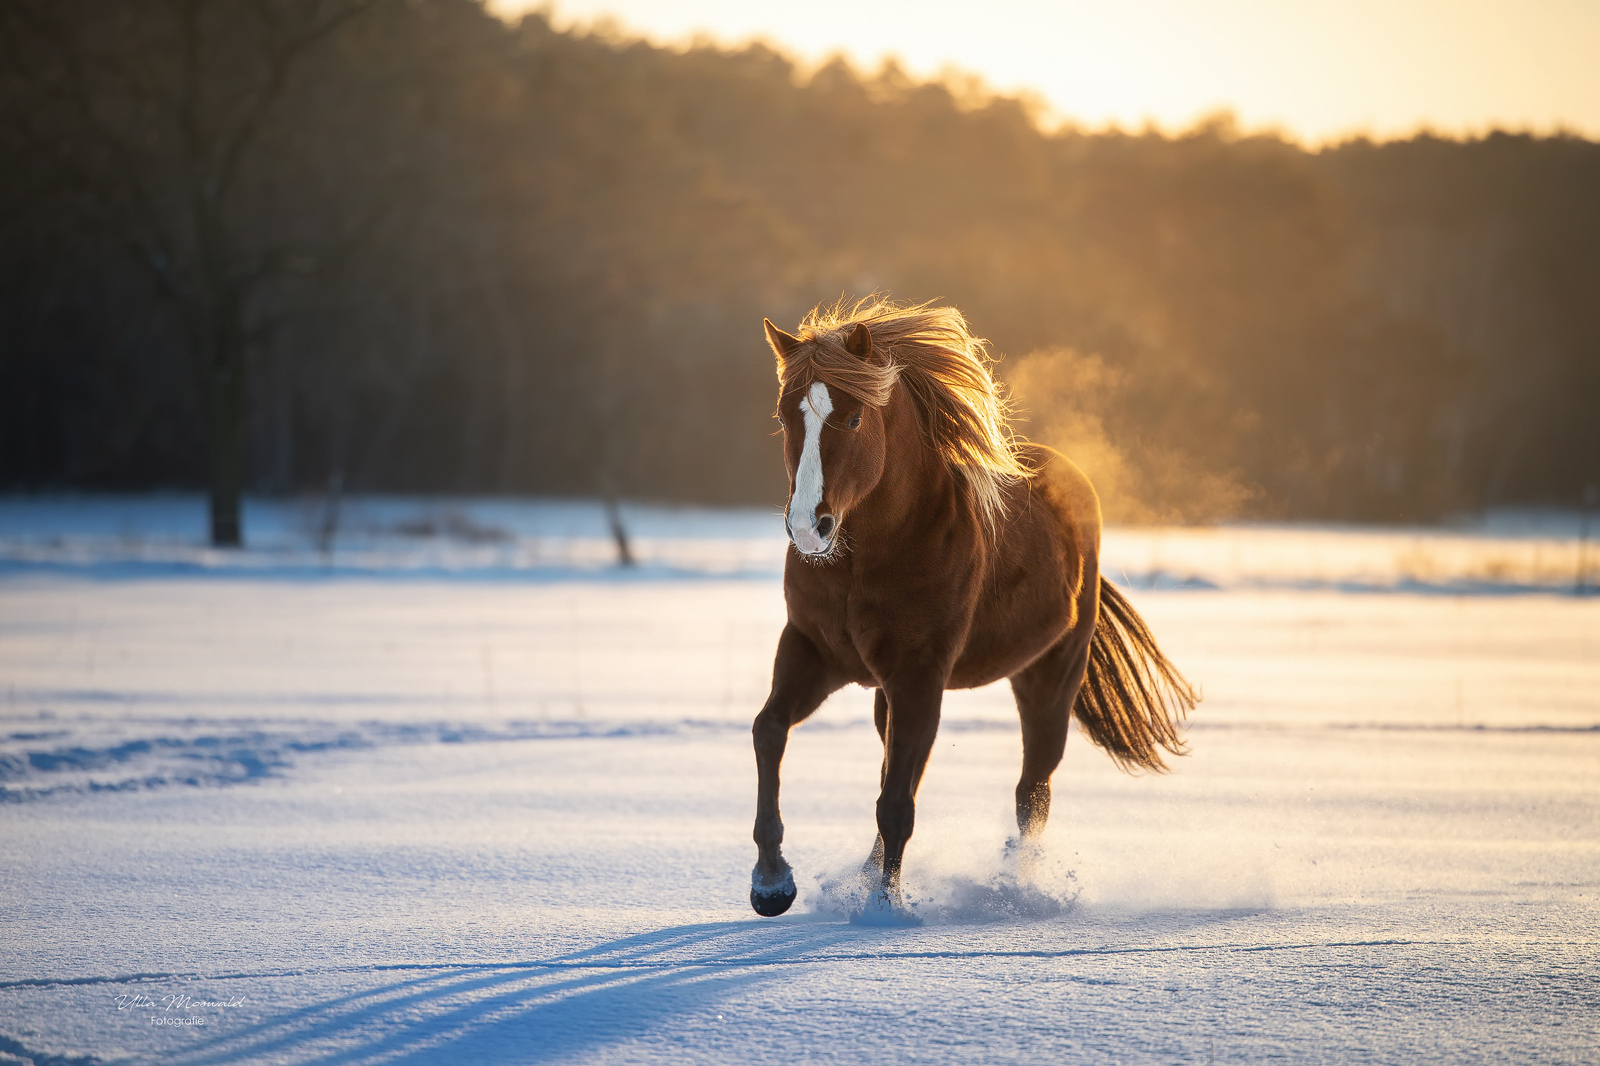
[787,515,835,556]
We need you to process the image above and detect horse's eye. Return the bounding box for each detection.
[847,413,861,429]
[775,414,785,427]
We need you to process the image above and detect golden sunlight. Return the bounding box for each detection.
[500,0,1600,143]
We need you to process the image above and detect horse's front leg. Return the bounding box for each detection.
[870,669,946,902]
[751,623,842,916]
[860,688,889,876]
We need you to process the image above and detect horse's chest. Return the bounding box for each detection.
[789,577,977,687]
[790,597,876,684]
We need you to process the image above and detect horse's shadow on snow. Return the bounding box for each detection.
[167,918,896,1065]
[166,906,1273,1065]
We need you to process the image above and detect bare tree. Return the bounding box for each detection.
[1,0,375,544]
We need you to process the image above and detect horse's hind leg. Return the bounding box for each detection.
[751,623,844,916]
[1009,632,1091,839]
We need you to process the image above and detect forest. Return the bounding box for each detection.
[3,0,1597,541]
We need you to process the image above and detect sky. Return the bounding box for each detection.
[491,0,1600,144]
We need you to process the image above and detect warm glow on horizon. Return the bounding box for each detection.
[495,0,1600,144]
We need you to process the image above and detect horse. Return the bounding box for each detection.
[750,297,1198,918]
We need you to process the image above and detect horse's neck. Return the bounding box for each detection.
[854,391,964,549]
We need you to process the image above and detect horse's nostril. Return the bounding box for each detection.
[817,514,835,538]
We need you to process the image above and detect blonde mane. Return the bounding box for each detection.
[776,296,1032,531]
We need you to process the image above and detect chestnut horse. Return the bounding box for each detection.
[750,298,1197,917]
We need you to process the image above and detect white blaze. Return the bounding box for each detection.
[788,381,833,553]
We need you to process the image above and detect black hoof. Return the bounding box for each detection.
[750,884,797,917]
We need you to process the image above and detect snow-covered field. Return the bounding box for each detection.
[2,497,1597,1064]
[1,494,1596,592]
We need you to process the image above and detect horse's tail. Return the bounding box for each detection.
[1072,579,1198,772]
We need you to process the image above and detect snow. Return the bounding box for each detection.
[1,497,1597,1064]
[0,493,1594,591]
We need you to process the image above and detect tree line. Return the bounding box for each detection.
[3,0,1596,542]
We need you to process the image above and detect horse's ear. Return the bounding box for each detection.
[845,322,873,361]
[764,319,801,364]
